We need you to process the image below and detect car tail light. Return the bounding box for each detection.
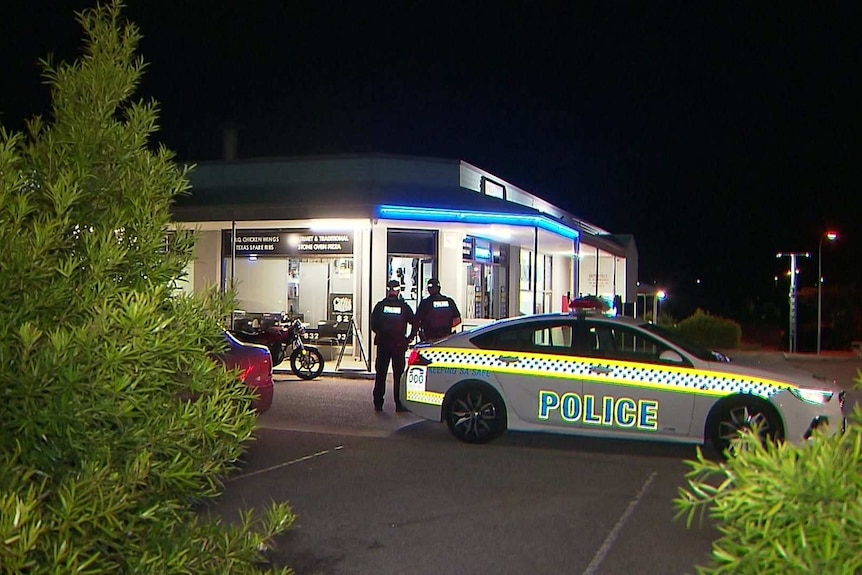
[407,348,430,366]
[239,364,254,383]
[240,353,272,384]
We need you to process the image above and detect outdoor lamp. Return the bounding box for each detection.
[817,231,839,355]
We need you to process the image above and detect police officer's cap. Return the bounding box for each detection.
[387,280,401,290]
[427,278,441,288]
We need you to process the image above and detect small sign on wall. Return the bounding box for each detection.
[222,229,354,257]
[329,293,353,319]
[328,293,353,344]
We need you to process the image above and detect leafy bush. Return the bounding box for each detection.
[0,3,293,572]
[675,372,862,574]
[675,309,742,350]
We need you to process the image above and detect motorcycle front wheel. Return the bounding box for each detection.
[290,346,324,380]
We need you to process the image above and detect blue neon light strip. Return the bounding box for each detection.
[378,205,579,240]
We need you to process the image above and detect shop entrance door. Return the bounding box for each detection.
[486,263,507,319]
[465,263,508,320]
[388,256,435,313]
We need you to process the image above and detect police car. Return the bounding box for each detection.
[400,302,845,452]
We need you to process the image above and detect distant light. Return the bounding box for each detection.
[656,290,667,300]
[826,231,838,242]
[696,278,702,285]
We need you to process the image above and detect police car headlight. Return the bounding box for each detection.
[790,388,834,405]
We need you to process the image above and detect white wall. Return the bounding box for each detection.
[597,252,617,299]
[370,223,389,364]
[194,230,221,291]
[175,260,195,295]
[577,244,598,296]
[440,230,466,314]
[353,228,372,363]
[552,254,572,312]
[614,256,626,302]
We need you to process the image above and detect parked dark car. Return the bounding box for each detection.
[218,330,274,413]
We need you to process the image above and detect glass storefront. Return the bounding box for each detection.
[518,249,552,315]
[222,229,355,332]
[387,229,437,312]
[463,237,509,320]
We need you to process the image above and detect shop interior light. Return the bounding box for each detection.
[485,225,512,241]
[378,205,579,240]
[310,218,372,231]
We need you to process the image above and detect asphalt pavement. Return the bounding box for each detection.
[208,377,717,575]
[205,352,862,575]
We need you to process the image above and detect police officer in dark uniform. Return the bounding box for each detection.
[370,280,417,412]
[416,278,462,342]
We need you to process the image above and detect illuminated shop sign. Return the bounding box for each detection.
[223,230,354,257]
[329,293,353,317]
[462,237,474,260]
[474,239,492,262]
[464,236,506,264]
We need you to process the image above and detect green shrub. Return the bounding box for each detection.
[0,3,293,572]
[675,373,862,574]
[676,309,742,350]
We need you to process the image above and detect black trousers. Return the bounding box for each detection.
[373,345,406,407]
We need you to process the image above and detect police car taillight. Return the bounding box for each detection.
[407,349,430,366]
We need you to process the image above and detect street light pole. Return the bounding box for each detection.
[816,231,839,355]
[652,290,667,324]
[776,251,810,354]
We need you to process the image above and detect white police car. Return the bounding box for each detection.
[400,306,845,452]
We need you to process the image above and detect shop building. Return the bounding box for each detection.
[171,154,637,368]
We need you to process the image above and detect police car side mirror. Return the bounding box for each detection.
[658,349,684,364]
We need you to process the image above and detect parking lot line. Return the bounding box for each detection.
[582,470,658,575]
[228,445,345,481]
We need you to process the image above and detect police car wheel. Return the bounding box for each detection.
[445,383,507,444]
[709,399,783,456]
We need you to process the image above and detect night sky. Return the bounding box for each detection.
[2,1,860,321]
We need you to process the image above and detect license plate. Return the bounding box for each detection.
[406,366,427,392]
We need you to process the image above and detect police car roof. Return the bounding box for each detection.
[459,312,649,337]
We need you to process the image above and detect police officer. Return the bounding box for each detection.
[416,278,462,342]
[370,279,417,412]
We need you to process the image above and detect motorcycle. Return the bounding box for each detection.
[231,317,325,380]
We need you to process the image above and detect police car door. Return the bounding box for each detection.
[475,319,583,431]
[578,320,695,438]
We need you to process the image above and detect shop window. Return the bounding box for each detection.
[481,176,506,200]
[224,256,354,328]
[464,237,509,320]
